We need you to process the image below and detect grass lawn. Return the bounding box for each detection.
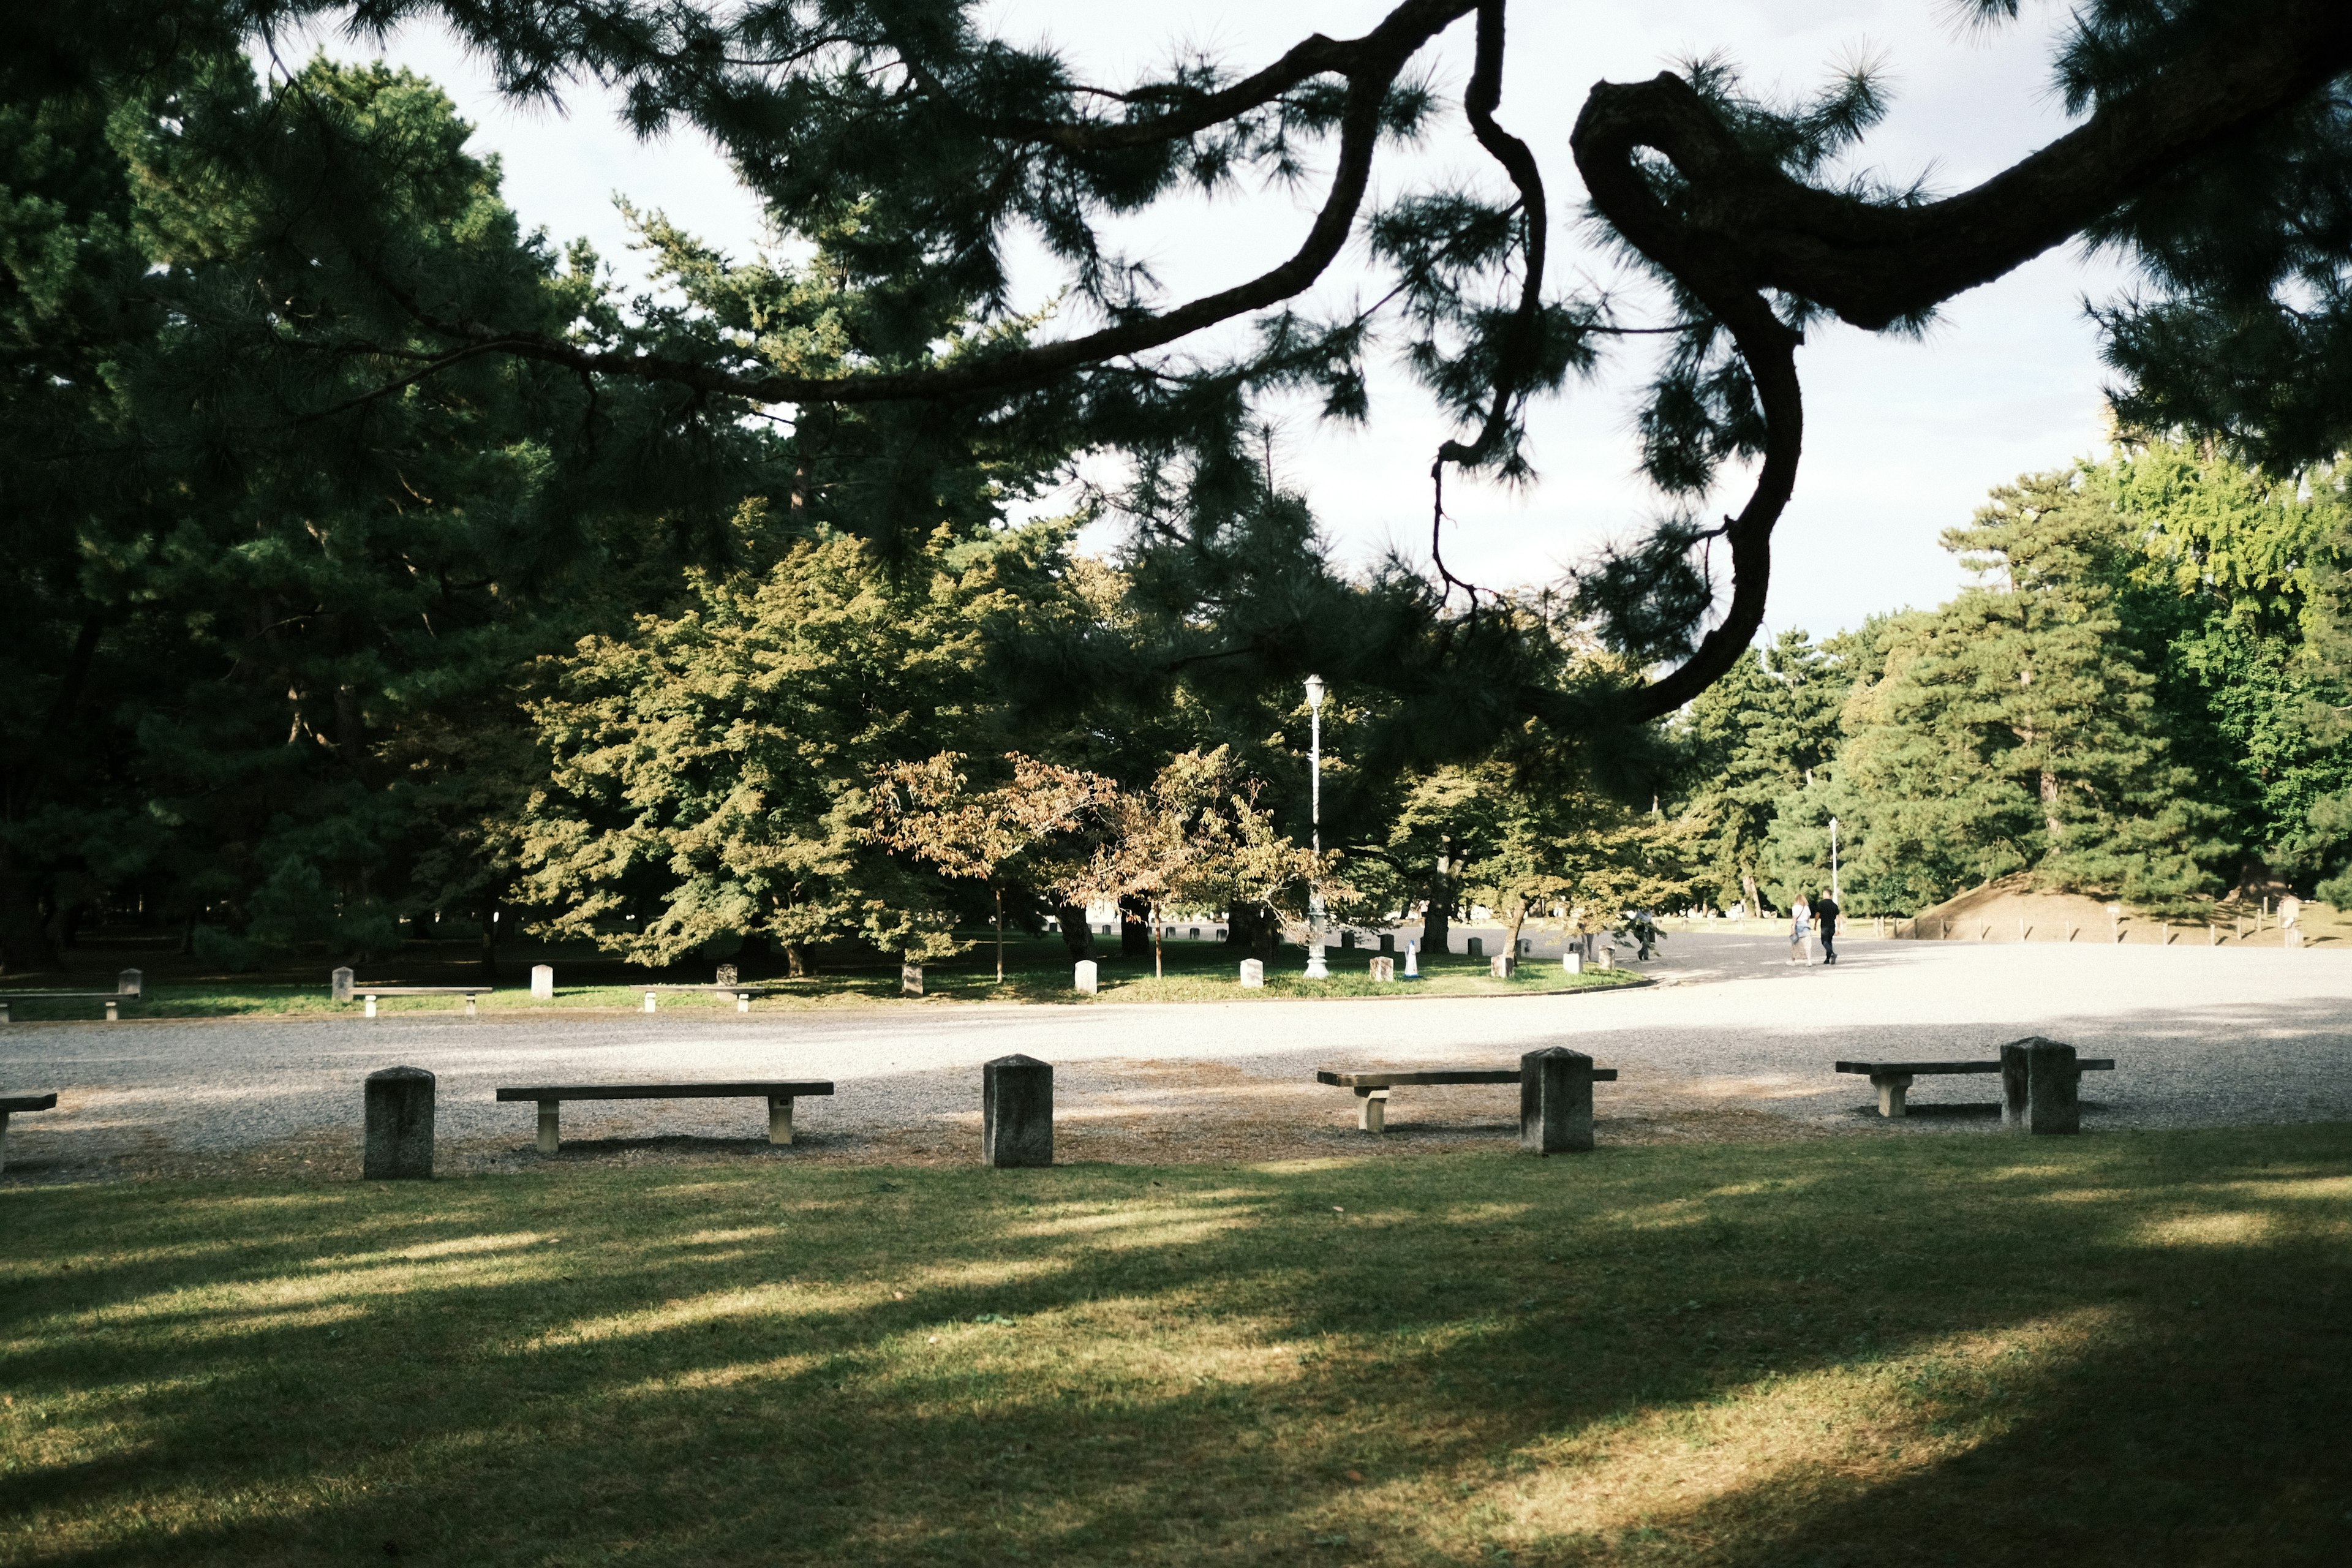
[6,1126,2348,1565]
[0,937,1644,1021]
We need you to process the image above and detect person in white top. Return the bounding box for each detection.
[1788,894,1814,965]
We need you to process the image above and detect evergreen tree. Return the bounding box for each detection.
[1675,630,1849,914]
[1837,472,2228,910]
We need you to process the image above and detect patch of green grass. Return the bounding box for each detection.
[0,939,1643,1020]
[6,1127,2348,1564]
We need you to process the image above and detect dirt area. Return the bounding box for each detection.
[1,1058,1839,1185]
[1896,872,2339,946]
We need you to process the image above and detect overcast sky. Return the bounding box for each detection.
[293,1,2130,641]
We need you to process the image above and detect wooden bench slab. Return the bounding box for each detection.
[0,1092,56,1171]
[496,1081,835,1152]
[1317,1064,1617,1133]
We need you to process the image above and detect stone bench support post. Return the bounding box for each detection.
[768,1095,796,1145]
[537,1100,561,1154]
[363,1066,436,1179]
[1520,1046,1597,1155]
[1355,1088,1389,1133]
[1873,1073,1915,1117]
[983,1054,1053,1167]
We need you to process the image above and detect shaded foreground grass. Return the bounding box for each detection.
[1,938,1642,1021]
[6,1128,2349,1566]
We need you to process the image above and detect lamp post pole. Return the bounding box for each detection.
[1830,816,1841,905]
[1304,675,1329,979]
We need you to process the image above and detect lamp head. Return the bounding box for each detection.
[1304,674,1326,710]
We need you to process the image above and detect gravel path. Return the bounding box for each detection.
[3,935,2347,1178]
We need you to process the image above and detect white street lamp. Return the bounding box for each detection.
[1303,675,1329,979]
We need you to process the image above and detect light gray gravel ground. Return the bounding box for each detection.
[2,934,2347,1177]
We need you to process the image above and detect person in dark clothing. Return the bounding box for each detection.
[1814,891,1840,965]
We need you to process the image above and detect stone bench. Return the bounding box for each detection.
[1317,1065,1619,1134]
[496,1080,834,1152]
[0,992,135,1023]
[640,985,772,1014]
[1837,1038,2113,1130]
[347,986,495,1018]
[0,1092,57,1169]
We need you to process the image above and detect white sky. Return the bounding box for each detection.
[291,0,2126,641]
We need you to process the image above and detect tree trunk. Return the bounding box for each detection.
[1150,902,1165,978]
[0,849,56,974]
[1420,842,1460,955]
[1741,865,1763,920]
[1118,894,1150,957]
[785,942,810,978]
[1507,904,1526,959]
[479,894,500,980]
[993,885,1006,982]
[2040,770,2063,842]
[1054,902,1095,960]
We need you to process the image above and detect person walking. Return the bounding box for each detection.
[1788,892,1813,965]
[1814,888,1840,965]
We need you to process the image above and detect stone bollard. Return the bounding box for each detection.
[1369,956,1395,982]
[1339,930,1354,950]
[363,1066,436,1180]
[1074,959,1098,995]
[332,966,355,1004]
[1596,945,1616,970]
[643,990,658,1013]
[1379,933,1395,953]
[901,963,924,997]
[1239,959,1264,987]
[530,964,554,1000]
[118,968,143,998]
[1490,954,1516,979]
[2000,1037,2082,1134]
[1466,937,1485,958]
[1563,950,1583,976]
[982,1055,1053,1167]
[2286,929,2305,950]
[1520,1046,1597,1155]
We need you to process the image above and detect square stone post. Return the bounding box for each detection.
[363,1066,435,1179]
[537,1099,560,1154]
[117,969,143,997]
[530,964,554,1000]
[1520,1046,1596,1155]
[768,1095,796,1145]
[1379,933,1395,953]
[1563,950,1583,975]
[1999,1041,2030,1129]
[1368,956,1395,982]
[643,990,658,1013]
[2025,1040,2082,1134]
[332,966,355,1003]
[1490,954,1516,979]
[1467,937,1485,958]
[901,963,924,997]
[1074,960,1098,995]
[983,1054,1053,1167]
[1239,959,1264,987]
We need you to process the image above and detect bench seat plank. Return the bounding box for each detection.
[356,986,494,996]
[1835,1059,2112,1076]
[497,1082,834,1101]
[1317,1067,1620,1089]
[1,1093,59,1112]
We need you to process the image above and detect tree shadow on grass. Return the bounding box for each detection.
[4,1126,2349,1564]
